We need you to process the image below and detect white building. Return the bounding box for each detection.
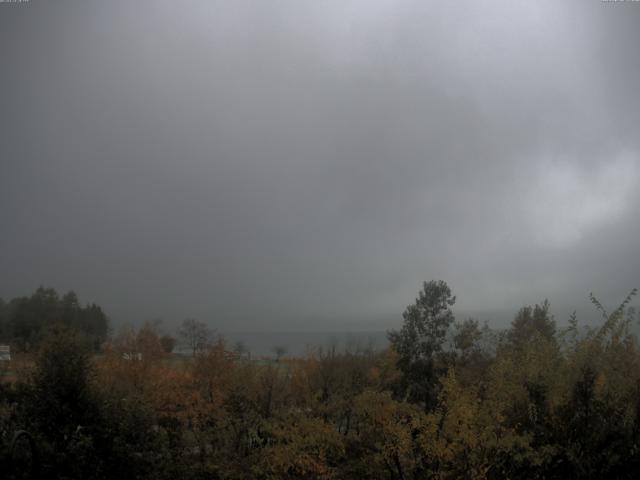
[0,345,11,361]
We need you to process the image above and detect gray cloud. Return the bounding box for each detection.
[1,0,639,330]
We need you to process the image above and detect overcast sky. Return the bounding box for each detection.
[1,0,639,330]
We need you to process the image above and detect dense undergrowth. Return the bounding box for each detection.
[1,283,640,479]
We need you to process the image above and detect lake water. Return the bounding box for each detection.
[220,331,389,357]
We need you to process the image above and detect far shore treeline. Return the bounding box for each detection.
[0,287,108,352]
[1,282,640,479]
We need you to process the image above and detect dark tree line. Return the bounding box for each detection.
[0,287,109,351]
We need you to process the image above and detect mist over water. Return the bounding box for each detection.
[222,331,389,357]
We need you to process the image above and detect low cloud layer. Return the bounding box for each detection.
[1,0,639,329]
